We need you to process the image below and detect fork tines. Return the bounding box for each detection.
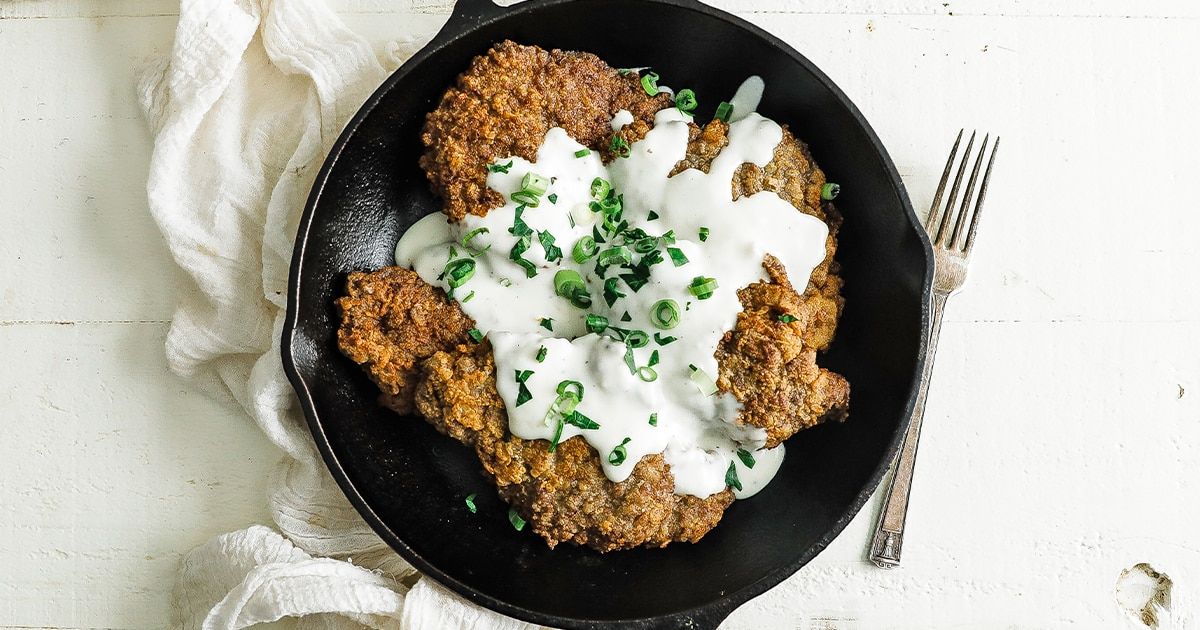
[926,129,1000,255]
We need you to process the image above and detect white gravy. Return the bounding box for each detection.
[395,77,826,499]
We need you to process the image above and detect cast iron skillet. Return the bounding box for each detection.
[282,0,933,627]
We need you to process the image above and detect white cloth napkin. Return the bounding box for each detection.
[138,0,541,627]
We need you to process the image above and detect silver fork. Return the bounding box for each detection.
[868,130,1000,568]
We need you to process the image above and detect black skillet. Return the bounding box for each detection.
[282,0,933,627]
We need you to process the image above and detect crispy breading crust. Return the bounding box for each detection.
[337,42,848,551]
[420,40,670,221]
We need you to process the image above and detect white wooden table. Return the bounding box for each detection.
[3,1,1198,627]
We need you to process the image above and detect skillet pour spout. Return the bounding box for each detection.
[282,0,933,627]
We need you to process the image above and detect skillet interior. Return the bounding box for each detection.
[283,0,932,627]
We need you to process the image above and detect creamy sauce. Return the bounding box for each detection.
[396,77,827,499]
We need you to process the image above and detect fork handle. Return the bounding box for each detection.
[869,291,948,568]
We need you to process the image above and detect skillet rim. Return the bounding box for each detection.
[282,0,935,626]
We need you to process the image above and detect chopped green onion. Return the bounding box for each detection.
[649,413,658,426]
[623,344,637,375]
[553,269,590,308]
[572,236,598,263]
[654,333,677,345]
[536,346,548,362]
[522,172,549,196]
[556,380,584,400]
[515,369,533,383]
[633,237,659,254]
[539,231,563,262]
[666,247,689,267]
[539,317,553,331]
[737,448,756,469]
[715,101,733,122]
[651,299,681,329]
[509,241,537,278]
[688,364,718,396]
[640,71,659,95]
[590,177,611,201]
[648,350,660,366]
[509,206,533,237]
[778,314,799,323]
[465,493,477,513]
[499,278,513,287]
[585,313,609,334]
[548,414,565,452]
[624,330,649,348]
[608,437,632,465]
[574,148,591,158]
[698,227,710,242]
[603,277,625,307]
[461,290,476,303]
[636,366,658,382]
[547,193,558,204]
[647,210,660,221]
[610,135,630,158]
[467,328,484,342]
[675,88,698,114]
[516,383,533,406]
[443,258,475,288]
[660,230,676,245]
[461,227,490,254]
[511,190,541,207]
[592,224,607,245]
[598,245,632,267]
[620,311,632,322]
[821,182,841,200]
[688,276,719,300]
[725,461,742,491]
[508,507,526,531]
[565,410,599,430]
[487,160,512,173]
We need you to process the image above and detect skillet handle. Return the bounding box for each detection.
[432,0,511,44]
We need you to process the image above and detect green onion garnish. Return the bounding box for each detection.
[624,330,649,348]
[598,245,632,267]
[666,247,689,267]
[536,346,547,362]
[725,461,742,491]
[650,299,680,329]
[467,328,484,342]
[633,237,659,254]
[539,317,553,331]
[610,135,630,158]
[554,269,591,308]
[585,313,609,334]
[511,190,541,207]
[465,493,478,513]
[565,410,599,430]
[461,291,475,303]
[736,448,756,469]
[821,182,840,200]
[443,258,476,288]
[688,364,718,396]
[778,314,798,323]
[514,369,534,406]
[572,236,598,263]
[516,369,533,383]
[603,277,625,307]
[647,210,660,221]
[522,172,550,196]
[574,148,591,158]
[640,71,660,95]
[654,333,677,345]
[508,507,526,531]
[623,344,637,375]
[648,350,660,366]
[715,101,733,122]
[538,230,563,262]
[548,414,565,452]
[487,160,512,173]
[636,366,658,382]
[590,177,611,201]
[675,88,697,114]
[620,311,632,322]
[698,226,710,242]
[688,276,719,300]
[660,229,676,245]
[548,193,558,204]
[556,380,584,400]
[461,227,490,254]
[608,437,632,466]
[649,413,658,426]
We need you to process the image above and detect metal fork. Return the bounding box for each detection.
[868,130,1000,568]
